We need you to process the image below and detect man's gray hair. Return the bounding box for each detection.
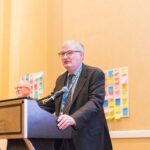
[62,40,84,52]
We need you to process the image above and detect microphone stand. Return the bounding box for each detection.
[38,95,51,101]
[38,93,55,105]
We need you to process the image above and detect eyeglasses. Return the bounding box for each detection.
[15,86,30,90]
[58,50,81,57]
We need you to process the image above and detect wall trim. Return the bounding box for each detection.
[110,130,150,138]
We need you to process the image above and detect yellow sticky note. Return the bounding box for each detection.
[109,108,115,120]
[115,113,122,119]
[122,84,127,91]
[109,99,115,107]
[122,92,127,99]
[105,113,109,120]
[115,106,121,112]
[121,68,128,74]
[108,78,114,84]
[115,106,122,119]
[123,99,128,107]
[109,112,115,120]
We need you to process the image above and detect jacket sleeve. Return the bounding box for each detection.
[37,79,60,114]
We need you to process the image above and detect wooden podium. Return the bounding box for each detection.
[0,98,71,150]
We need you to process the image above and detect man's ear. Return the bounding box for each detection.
[80,51,84,61]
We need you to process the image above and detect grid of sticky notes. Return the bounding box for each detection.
[104,67,129,120]
[20,72,44,99]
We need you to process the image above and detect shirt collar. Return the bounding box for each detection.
[68,63,83,77]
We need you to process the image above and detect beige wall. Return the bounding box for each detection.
[62,0,150,128]
[0,0,11,99]
[0,0,63,148]
[0,0,150,149]
[62,0,150,149]
[0,0,3,97]
[0,0,63,99]
[112,138,150,150]
[8,0,49,97]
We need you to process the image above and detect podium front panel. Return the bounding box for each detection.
[0,100,24,139]
[24,100,72,139]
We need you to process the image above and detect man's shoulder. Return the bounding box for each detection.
[84,64,104,74]
[56,71,67,82]
[83,65,105,81]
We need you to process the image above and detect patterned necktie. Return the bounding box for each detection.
[63,74,74,114]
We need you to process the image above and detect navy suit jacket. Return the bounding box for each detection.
[45,64,112,150]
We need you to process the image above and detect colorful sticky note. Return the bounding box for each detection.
[122,83,127,91]
[109,99,115,107]
[114,69,119,75]
[114,86,120,92]
[121,76,127,84]
[108,86,114,94]
[114,77,120,84]
[109,108,115,120]
[34,91,38,99]
[123,107,128,116]
[104,107,109,113]
[115,114,121,119]
[103,100,108,107]
[122,92,127,99]
[107,78,114,84]
[115,98,121,105]
[34,83,38,90]
[107,94,114,99]
[105,113,109,120]
[115,106,122,119]
[105,90,109,98]
[108,70,113,77]
[121,68,128,75]
[25,74,29,81]
[122,99,128,107]
[114,92,121,99]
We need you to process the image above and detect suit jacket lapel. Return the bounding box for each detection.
[70,65,87,107]
[55,72,68,114]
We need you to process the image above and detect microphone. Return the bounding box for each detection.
[42,86,68,104]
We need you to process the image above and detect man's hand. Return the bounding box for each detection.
[57,114,76,130]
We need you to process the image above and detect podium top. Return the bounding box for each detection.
[0,97,29,103]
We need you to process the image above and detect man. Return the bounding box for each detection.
[16,40,112,150]
[46,40,112,150]
[15,81,31,98]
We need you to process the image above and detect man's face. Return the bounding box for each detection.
[16,82,31,97]
[58,45,84,73]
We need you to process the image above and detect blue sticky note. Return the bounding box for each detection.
[103,100,108,107]
[115,98,121,105]
[123,108,128,116]
[25,74,29,80]
[34,91,38,99]
[108,70,113,77]
[108,86,114,94]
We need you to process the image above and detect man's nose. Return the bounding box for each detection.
[63,53,68,58]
